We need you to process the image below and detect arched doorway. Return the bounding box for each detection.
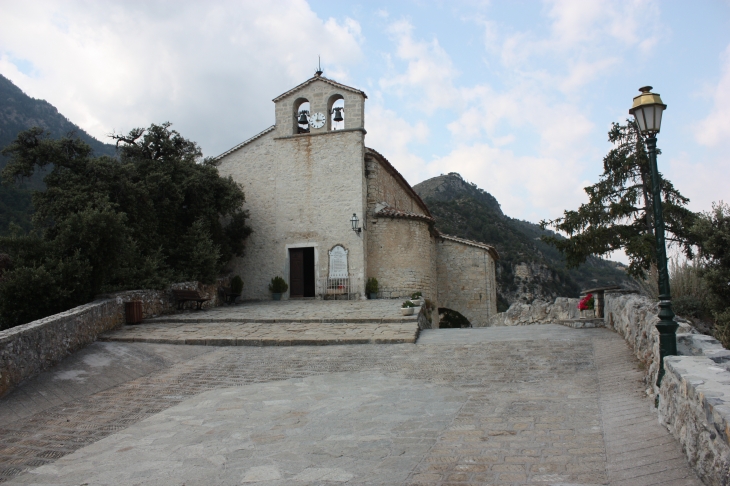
[438,308,472,328]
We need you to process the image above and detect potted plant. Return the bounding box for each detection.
[577,293,595,318]
[366,278,379,299]
[410,291,423,305]
[269,276,288,301]
[401,300,417,316]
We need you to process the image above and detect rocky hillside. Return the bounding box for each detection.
[414,173,631,310]
[0,74,116,233]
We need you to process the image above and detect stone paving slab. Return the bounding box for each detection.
[99,321,420,346]
[0,326,703,485]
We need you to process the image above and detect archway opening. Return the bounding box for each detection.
[438,308,472,328]
[294,99,310,134]
[327,95,344,131]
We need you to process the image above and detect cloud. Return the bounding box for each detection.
[379,20,460,112]
[0,0,363,156]
[695,44,730,147]
[365,104,429,178]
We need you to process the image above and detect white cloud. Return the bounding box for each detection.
[365,104,429,178]
[379,20,460,112]
[0,0,363,156]
[695,44,730,147]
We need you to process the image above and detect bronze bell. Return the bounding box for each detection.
[298,111,309,125]
[332,107,344,122]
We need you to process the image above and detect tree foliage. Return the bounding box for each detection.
[540,120,696,278]
[0,124,250,329]
[691,202,730,345]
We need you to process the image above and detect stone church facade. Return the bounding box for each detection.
[215,73,498,327]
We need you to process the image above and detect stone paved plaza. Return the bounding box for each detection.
[0,320,702,485]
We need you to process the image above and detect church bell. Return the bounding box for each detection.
[297,111,309,125]
[332,107,344,123]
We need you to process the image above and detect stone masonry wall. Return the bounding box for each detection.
[365,153,427,215]
[436,238,497,327]
[0,280,227,398]
[487,297,580,326]
[273,77,365,138]
[367,216,437,302]
[218,128,367,299]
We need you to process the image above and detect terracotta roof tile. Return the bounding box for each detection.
[375,207,435,223]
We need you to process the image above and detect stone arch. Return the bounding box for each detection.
[293,97,310,134]
[326,93,345,131]
[437,308,472,328]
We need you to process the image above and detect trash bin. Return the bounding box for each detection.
[125,301,143,324]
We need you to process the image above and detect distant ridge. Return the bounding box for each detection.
[414,173,631,309]
[0,74,117,233]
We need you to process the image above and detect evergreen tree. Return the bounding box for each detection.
[540,120,696,278]
[0,124,251,329]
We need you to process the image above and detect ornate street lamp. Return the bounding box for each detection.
[629,86,675,386]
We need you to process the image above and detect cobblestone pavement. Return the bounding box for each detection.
[0,325,702,485]
[149,299,419,323]
[99,321,419,346]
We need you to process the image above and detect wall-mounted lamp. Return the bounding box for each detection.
[350,213,361,235]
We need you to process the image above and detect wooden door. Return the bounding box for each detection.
[290,249,304,297]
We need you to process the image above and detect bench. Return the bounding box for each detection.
[171,289,210,310]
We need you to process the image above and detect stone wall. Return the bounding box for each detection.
[273,76,365,137]
[365,151,428,215]
[604,292,696,388]
[487,297,580,326]
[0,280,227,398]
[217,128,367,299]
[366,216,437,301]
[0,299,122,397]
[659,356,730,485]
[436,238,497,327]
[604,292,730,485]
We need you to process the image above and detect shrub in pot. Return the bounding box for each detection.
[366,277,379,299]
[401,299,417,316]
[269,276,288,300]
[230,275,244,295]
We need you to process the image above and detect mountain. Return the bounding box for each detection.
[0,74,117,233]
[414,172,632,310]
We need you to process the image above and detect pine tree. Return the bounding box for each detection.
[540,120,696,278]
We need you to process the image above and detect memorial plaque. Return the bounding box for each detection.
[328,246,349,278]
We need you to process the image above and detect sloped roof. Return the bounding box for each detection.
[272,74,367,102]
[375,207,435,223]
[437,233,500,261]
[214,125,275,161]
[365,147,432,218]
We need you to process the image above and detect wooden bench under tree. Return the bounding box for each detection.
[172,289,210,310]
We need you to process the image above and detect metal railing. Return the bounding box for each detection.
[320,276,352,300]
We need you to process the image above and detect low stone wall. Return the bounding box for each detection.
[659,356,730,485]
[604,292,695,389]
[0,279,227,397]
[604,292,730,485]
[487,297,580,326]
[102,280,228,319]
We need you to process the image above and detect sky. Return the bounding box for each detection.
[1,0,729,230]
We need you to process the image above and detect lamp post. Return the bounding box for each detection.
[629,86,675,387]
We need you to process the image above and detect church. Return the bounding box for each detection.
[215,71,498,327]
